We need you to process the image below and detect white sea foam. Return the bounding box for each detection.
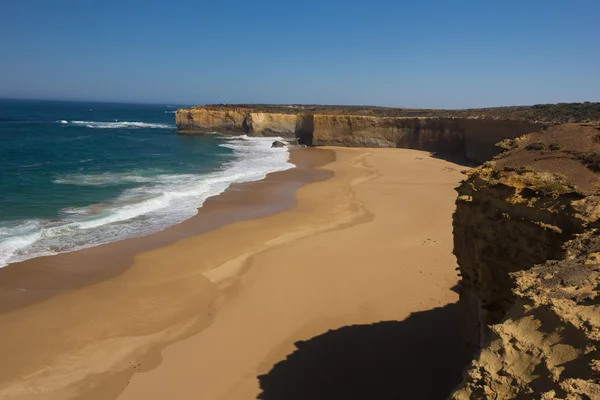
[53,171,163,185]
[0,135,293,267]
[0,221,44,267]
[20,162,50,168]
[164,111,176,114]
[60,120,174,129]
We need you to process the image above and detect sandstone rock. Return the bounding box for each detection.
[271,141,286,148]
[175,105,545,163]
[451,123,600,399]
[451,233,600,400]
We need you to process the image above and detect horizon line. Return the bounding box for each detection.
[1,96,599,111]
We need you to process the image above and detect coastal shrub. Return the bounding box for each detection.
[527,102,600,123]
[525,142,545,151]
[496,139,518,150]
[549,143,564,151]
[516,166,535,174]
[202,102,600,121]
[520,172,573,197]
[579,151,600,172]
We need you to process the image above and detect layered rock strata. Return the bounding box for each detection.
[176,106,545,162]
[452,123,600,399]
[176,108,315,145]
[311,115,542,162]
[452,232,600,399]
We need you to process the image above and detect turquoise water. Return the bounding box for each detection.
[0,99,293,266]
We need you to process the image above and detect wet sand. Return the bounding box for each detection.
[0,147,466,400]
[0,148,333,313]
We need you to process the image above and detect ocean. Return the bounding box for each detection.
[0,99,293,267]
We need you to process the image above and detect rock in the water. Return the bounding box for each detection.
[271,141,286,148]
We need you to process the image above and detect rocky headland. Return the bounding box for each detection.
[176,103,600,163]
[175,102,600,398]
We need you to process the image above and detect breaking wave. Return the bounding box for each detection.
[58,120,174,129]
[0,135,293,267]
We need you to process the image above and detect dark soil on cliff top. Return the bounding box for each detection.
[494,123,600,194]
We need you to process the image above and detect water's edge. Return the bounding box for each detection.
[0,148,335,314]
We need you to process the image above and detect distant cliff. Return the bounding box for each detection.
[176,107,313,138]
[176,104,589,162]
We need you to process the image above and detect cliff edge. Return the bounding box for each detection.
[452,123,600,399]
[176,103,599,163]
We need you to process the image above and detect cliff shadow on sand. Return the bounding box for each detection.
[257,302,464,400]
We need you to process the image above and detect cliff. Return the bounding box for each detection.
[451,123,600,399]
[311,115,543,162]
[452,233,600,399]
[177,105,556,162]
[175,104,600,398]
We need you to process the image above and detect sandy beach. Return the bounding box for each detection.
[0,147,466,400]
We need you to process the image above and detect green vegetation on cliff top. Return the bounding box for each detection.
[187,102,600,123]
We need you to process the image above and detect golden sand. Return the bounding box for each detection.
[0,147,466,400]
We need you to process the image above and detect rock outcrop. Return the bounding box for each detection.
[176,107,315,145]
[176,105,548,163]
[312,115,543,162]
[452,232,600,399]
[271,140,286,148]
[452,123,600,399]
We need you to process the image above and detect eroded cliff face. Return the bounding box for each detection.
[177,108,248,132]
[312,115,543,162]
[176,106,545,162]
[452,123,600,399]
[176,108,315,141]
[452,233,600,399]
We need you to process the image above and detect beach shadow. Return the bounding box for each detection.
[257,303,464,400]
[431,151,477,167]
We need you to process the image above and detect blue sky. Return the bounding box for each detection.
[1,0,599,108]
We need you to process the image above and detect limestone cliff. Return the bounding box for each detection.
[452,123,600,399]
[452,233,600,399]
[176,108,249,132]
[311,115,542,162]
[177,105,546,162]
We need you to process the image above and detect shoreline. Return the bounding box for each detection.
[0,147,467,400]
[0,148,334,314]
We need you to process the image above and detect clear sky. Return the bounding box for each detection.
[1,0,599,108]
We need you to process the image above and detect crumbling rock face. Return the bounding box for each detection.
[311,115,542,162]
[453,174,585,355]
[451,123,600,399]
[451,232,600,399]
[177,108,248,132]
[176,108,315,144]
